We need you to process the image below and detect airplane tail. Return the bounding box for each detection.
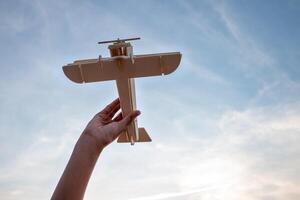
[117,128,152,143]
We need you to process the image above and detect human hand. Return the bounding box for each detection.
[79,98,140,153]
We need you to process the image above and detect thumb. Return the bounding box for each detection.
[116,110,141,133]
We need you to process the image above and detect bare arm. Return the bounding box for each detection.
[51,99,140,200]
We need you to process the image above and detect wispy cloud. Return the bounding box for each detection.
[214,2,276,69]
[128,188,209,200]
[183,56,229,84]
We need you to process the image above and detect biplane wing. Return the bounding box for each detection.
[62,52,181,83]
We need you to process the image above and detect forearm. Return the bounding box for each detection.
[51,99,139,200]
[51,134,103,200]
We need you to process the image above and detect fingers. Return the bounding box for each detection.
[116,110,141,133]
[97,99,121,122]
[108,103,120,118]
[113,112,123,122]
[98,110,141,147]
[99,98,120,115]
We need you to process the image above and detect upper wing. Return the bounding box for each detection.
[62,52,181,83]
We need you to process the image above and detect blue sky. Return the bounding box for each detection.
[1,0,300,199]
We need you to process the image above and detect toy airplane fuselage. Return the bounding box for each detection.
[63,38,181,145]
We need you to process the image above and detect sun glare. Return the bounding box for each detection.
[178,156,245,199]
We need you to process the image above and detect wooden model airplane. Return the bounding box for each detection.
[62,37,181,145]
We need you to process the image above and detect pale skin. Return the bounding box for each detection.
[51,98,140,200]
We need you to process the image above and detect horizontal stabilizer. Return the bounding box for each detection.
[117,128,152,143]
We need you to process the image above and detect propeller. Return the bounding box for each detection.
[98,37,140,44]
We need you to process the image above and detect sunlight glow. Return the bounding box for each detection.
[178,156,245,199]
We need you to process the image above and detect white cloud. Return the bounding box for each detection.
[106,102,300,200]
[214,104,300,199]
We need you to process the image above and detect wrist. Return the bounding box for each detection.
[76,132,104,156]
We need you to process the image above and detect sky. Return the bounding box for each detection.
[0,0,300,199]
